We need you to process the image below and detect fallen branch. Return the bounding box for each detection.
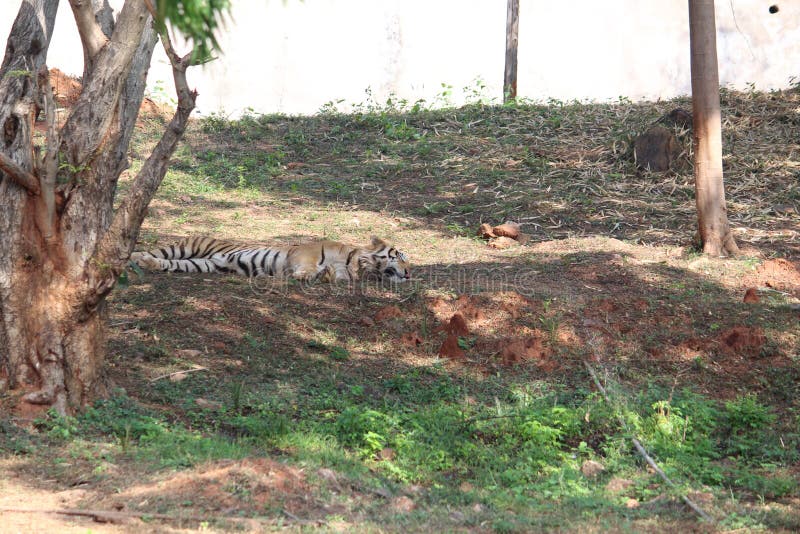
[149,366,207,382]
[0,507,206,524]
[0,506,323,527]
[583,360,715,523]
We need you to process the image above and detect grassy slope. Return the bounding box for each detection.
[2,90,800,532]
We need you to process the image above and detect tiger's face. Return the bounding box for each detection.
[369,238,411,282]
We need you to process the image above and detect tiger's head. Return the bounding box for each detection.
[365,237,411,282]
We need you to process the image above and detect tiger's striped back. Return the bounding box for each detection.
[140,237,249,261]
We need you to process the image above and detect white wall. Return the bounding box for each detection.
[1,1,797,115]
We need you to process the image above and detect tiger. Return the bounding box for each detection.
[129,236,411,283]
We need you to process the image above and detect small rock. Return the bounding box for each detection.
[492,221,521,239]
[581,459,605,478]
[478,223,495,239]
[488,236,519,249]
[169,372,189,382]
[634,125,679,172]
[390,496,415,513]
[178,195,192,203]
[438,334,465,360]
[375,305,403,322]
[743,288,760,304]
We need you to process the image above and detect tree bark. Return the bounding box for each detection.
[0,0,196,414]
[688,0,739,256]
[503,0,519,103]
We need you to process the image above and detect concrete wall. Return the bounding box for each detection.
[1,1,797,115]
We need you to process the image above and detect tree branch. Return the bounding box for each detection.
[68,0,108,67]
[87,27,197,307]
[0,152,40,196]
[60,0,151,168]
[36,66,59,242]
[583,361,715,523]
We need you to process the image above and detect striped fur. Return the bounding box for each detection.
[130,236,411,282]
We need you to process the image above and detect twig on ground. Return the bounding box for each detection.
[0,507,206,524]
[149,366,207,382]
[583,360,715,523]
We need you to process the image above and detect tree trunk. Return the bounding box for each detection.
[688,0,739,256]
[0,0,196,414]
[503,0,519,103]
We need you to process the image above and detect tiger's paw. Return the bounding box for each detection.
[130,252,161,271]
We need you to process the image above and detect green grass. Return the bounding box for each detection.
[7,365,796,530]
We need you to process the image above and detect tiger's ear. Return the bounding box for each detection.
[370,236,388,249]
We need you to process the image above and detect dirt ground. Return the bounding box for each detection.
[3,81,800,532]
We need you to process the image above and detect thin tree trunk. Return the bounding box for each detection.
[503,0,519,103]
[688,0,739,256]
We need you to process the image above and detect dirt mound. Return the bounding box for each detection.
[748,258,800,296]
[717,326,766,356]
[441,313,469,336]
[104,458,311,515]
[49,68,82,108]
[439,334,465,360]
[498,334,555,369]
[36,68,171,130]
